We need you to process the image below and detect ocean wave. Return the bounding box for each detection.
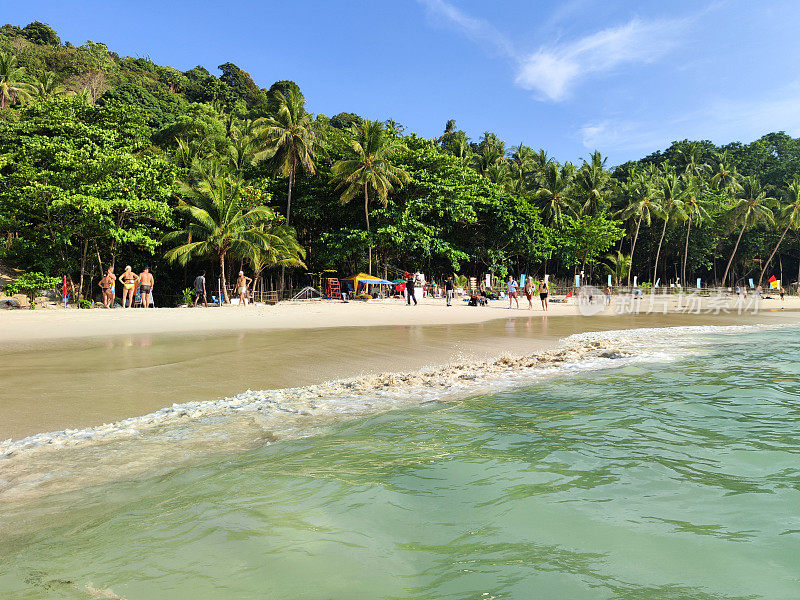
[0,324,776,501]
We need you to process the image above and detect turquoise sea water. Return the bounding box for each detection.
[1,326,799,599]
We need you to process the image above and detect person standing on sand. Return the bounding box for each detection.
[405,272,417,306]
[118,266,139,309]
[236,271,252,306]
[524,278,534,309]
[194,271,208,307]
[604,286,612,306]
[507,275,519,309]
[445,276,454,307]
[138,267,154,309]
[98,267,115,308]
[539,280,549,311]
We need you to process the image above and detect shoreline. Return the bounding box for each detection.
[2,322,786,504]
[2,295,799,344]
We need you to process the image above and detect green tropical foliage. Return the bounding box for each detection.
[2,21,800,304]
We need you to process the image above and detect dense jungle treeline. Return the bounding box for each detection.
[2,21,800,302]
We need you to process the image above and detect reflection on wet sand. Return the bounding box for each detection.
[1,311,797,441]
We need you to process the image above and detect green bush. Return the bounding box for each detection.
[4,272,62,309]
[180,288,195,306]
[78,299,92,309]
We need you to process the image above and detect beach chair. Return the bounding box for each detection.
[133,290,143,308]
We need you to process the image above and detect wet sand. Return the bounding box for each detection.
[3,310,798,441]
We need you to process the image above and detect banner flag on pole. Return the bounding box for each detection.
[769,276,779,289]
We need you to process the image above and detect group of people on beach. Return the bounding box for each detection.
[507,276,549,311]
[98,266,154,309]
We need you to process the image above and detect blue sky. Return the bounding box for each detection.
[6,0,800,165]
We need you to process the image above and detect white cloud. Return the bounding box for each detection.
[516,18,689,102]
[578,83,800,159]
[417,0,514,57]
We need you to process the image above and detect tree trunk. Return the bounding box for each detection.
[627,215,642,288]
[652,218,668,286]
[682,215,692,286]
[721,223,747,289]
[364,181,372,273]
[78,239,88,301]
[758,223,790,286]
[220,252,229,303]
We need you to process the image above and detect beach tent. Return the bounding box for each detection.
[350,273,394,296]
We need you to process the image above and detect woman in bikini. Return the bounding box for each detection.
[524,277,534,310]
[118,265,139,308]
[98,267,115,308]
[539,280,549,311]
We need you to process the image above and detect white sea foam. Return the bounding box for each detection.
[0,324,778,501]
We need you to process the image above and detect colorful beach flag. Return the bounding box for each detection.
[769,276,778,289]
[565,290,573,299]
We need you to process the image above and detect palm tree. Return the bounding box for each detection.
[652,167,687,285]
[721,176,775,287]
[0,52,34,109]
[710,151,739,192]
[603,251,632,286]
[758,176,800,286]
[536,162,576,227]
[246,223,306,296]
[255,89,318,225]
[162,176,286,303]
[617,166,661,287]
[330,119,410,273]
[509,144,535,192]
[681,175,711,285]
[674,141,710,179]
[31,71,65,100]
[574,151,612,215]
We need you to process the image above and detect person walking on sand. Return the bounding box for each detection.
[118,266,139,308]
[445,276,454,307]
[507,275,519,309]
[405,272,417,306]
[138,267,154,309]
[98,267,115,308]
[604,285,612,306]
[539,280,549,311]
[194,270,208,307]
[524,277,534,310]
[236,271,252,306]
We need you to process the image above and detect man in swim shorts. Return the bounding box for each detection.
[117,265,139,308]
[138,266,154,308]
[194,271,208,307]
[507,275,519,309]
[236,271,252,306]
[539,280,549,311]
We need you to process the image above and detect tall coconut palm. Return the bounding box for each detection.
[652,168,687,285]
[245,223,306,296]
[509,143,535,191]
[31,70,65,100]
[603,251,632,286]
[330,119,410,273]
[681,175,711,285]
[617,166,661,287]
[536,162,576,227]
[710,151,739,192]
[162,176,288,303]
[674,141,710,179]
[721,176,775,287]
[0,52,34,109]
[758,176,800,286]
[574,151,612,216]
[255,89,318,225]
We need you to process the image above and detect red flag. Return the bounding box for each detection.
[62,276,68,297]
[565,290,573,298]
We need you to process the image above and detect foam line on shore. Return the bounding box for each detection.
[0,324,766,459]
[0,324,785,503]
